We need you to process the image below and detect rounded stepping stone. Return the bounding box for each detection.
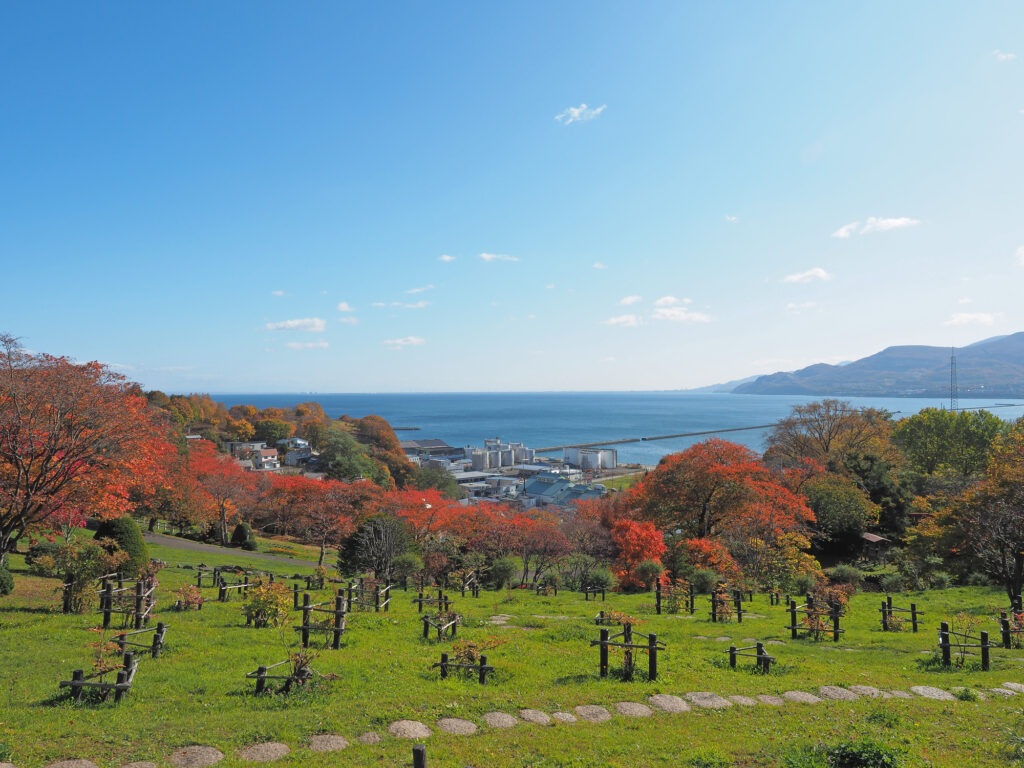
[848,686,887,698]
[685,692,732,709]
[551,711,577,723]
[574,705,612,722]
[0,763,16,768]
[122,763,158,768]
[728,695,758,706]
[169,747,224,768]
[648,694,690,713]
[740,638,757,643]
[989,687,1017,697]
[1003,682,1024,693]
[237,743,289,763]
[357,732,381,745]
[614,701,653,717]
[818,685,859,701]
[482,712,518,729]
[888,690,913,699]
[518,709,552,725]
[713,636,732,642]
[308,735,349,752]
[756,694,784,706]
[388,720,432,739]
[909,686,955,701]
[765,640,786,646]
[45,762,98,768]
[693,635,709,640]
[437,718,478,735]
[782,690,821,704]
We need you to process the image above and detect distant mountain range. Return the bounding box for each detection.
[699,332,1024,397]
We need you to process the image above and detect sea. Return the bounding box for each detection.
[212,393,1024,466]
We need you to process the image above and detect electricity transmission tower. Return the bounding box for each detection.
[949,347,959,412]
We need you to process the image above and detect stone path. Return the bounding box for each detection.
[20,681,1024,767]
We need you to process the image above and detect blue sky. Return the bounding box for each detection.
[2,2,1023,392]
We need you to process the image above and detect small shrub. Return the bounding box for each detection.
[585,567,617,592]
[0,742,10,761]
[792,573,818,595]
[879,573,904,593]
[690,568,720,594]
[927,571,953,590]
[954,687,979,702]
[173,584,204,611]
[243,582,292,628]
[0,565,13,597]
[241,539,259,551]
[392,552,424,585]
[93,517,149,577]
[25,540,61,575]
[965,572,991,587]
[633,559,664,591]
[231,522,253,547]
[866,709,902,728]
[827,564,863,588]
[686,748,732,768]
[489,557,518,589]
[823,739,903,767]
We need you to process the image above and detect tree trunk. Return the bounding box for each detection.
[318,541,326,567]
[219,506,229,546]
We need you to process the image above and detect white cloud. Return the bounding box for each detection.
[593,262,607,270]
[833,217,920,238]
[652,307,712,323]
[336,301,355,312]
[786,301,819,313]
[620,295,643,306]
[383,336,426,348]
[391,300,429,309]
[993,49,1017,62]
[337,317,359,325]
[406,284,434,294]
[944,312,997,326]
[783,267,831,283]
[438,254,456,262]
[725,215,738,223]
[654,296,679,307]
[271,290,285,296]
[479,252,519,262]
[555,103,607,125]
[603,314,641,327]
[545,284,555,290]
[286,340,329,350]
[1016,245,1024,264]
[264,318,326,332]
[371,302,387,307]
[831,221,860,239]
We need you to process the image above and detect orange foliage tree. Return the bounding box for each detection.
[611,518,667,590]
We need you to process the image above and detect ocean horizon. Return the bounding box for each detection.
[211,392,1024,465]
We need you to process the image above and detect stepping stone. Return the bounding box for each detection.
[45,762,98,768]
[574,705,612,722]
[756,694,784,706]
[765,640,786,646]
[888,690,913,699]
[745,613,766,619]
[388,720,432,739]
[848,686,887,698]
[518,709,552,725]
[648,694,690,713]
[740,638,757,643]
[308,735,349,752]
[237,743,290,763]
[0,763,15,768]
[614,701,653,717]
[437,718,477,736]
[818,686,859,701]
[357,732,382,745]
[1003,682,1024,693]
[693,635,709,640]
[122,763,158,768]
[909,686,955,701]
[909,692,954,704]
[685,692,732,709]
[169,747,224,768]
[782,691,821,704]
[551,712,577,723]
[989,687,1017,697]
[483,712,518,729]
[713,636,732,642]
[728,695,758,706]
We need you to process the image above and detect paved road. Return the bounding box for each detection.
[142,531,320,569]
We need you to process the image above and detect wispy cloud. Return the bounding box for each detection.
[783,267,831,283]
[832,217,920,238]
[593,262,607,270]
[336,301,355,312]
[620,295,643,306]
[438,254,455,262]
[555,103,606,125]
[479,252,519,262]
[652,307,712,323]
[265,318,326,332]
[786,301,819,313]
[338,317,359,325]
[603,314,641,327]
[406,284,434,294]
[286,340,329,350]
[391,300,430,309]
[993,49,1017,62]
[944,312,997,326]
[383,336,426,348]
[271,290,285,296]
[725,215,738,223]
[1016,245,1024,264]
[371,302,387,308]
[654,296,690,306]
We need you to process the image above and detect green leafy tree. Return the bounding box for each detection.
[410,466,465,499]
[321,428,392,487]
[253,418,294,445]
[803,474,880,555]
[93,516,149,577]
[893,407,1006,477]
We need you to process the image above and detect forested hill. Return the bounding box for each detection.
[732,332,1024,397]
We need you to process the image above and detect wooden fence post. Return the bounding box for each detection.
[734,596,743,624]
[599,628,609,678]
[831,606,840,642]
[981,630,990,671]
[688,590,695,615]
[255,665,268,694]
[114,669,128,703]
[102,581,113,628]
[910,603,918,633]
[301,593,311,648]
[789,600,798,639]
[439,652,448,680]
[152,622,166,658]
[133,581,145,629]
[413,744,427,768]
[756,642,767,673]
[728,645,737,668]
[881,601,889,631]
[1001,616,1012,649]
[648,633,658,680]
[417,591,424,613]
[655,581,661,615]
[479,654,489,684]
[293,584,300,610]
[71,669,84,703]
[940,621,951,667]
[885,595,893,626]
[332,590,345,650]
[422,615,429,639]
[711,592,718,623]
[218,579,227,603]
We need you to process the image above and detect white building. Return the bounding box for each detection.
[562,447,617,470]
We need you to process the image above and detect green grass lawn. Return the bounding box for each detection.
[2,547,1023,767]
